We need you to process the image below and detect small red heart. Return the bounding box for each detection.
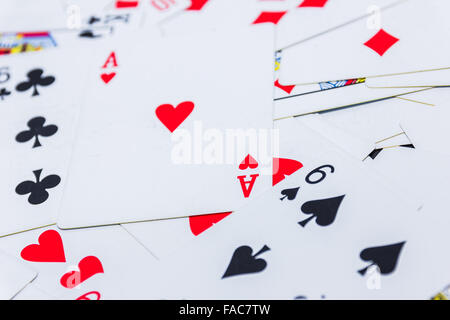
[155,101,194,133]
[100,72,116,84]
[239,154,259,170]
[21,230,66,263]
[60,256,104,289]
[189,212,232,236]
[273,158,303,186]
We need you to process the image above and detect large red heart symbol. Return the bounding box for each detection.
[239,154,259,170]
[60,256,104,289]
[155,101,194,133]
[273,158,303,186]
[100,72,116,84]
[189,212,232,236]
[21,230,66,263]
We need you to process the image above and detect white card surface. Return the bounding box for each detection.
[273,80,427,119]
[58,27,276,228]
[366,68,450,88]
[276,0,404,50]
[160,0,296,36]
[401,106,450,157]
[280,0,450,84]
[141,119,442,299]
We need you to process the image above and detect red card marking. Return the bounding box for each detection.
[21,230,66,263]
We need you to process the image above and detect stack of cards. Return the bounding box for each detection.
[1,0,449,300]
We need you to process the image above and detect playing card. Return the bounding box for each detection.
[57,26,276,228]
[366,68,450,88]
[0,225,159,299]
[12,282,54,300]
[0,249,37,299]
[280,0,450,84]
[0,48,91,236]
[275,0,405,50]
[141,118,427,299]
